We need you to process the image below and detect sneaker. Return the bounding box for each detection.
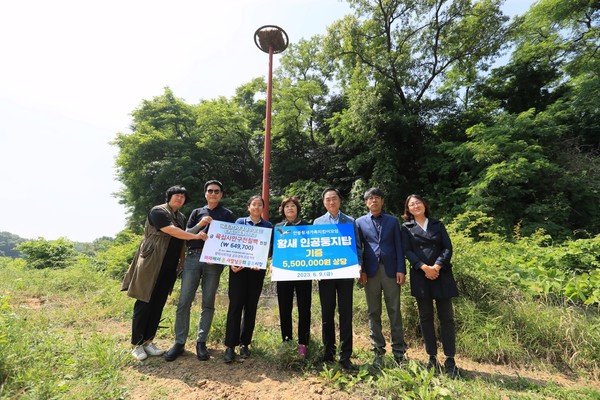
[239,345,250,359]
[298,344,307,359]
[447,365,460,379]
[143,343,165,356]
[131,345,148,361]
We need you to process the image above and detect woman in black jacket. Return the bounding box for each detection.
[401,194,459,378]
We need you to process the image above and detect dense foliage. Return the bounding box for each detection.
[113,0,599,240]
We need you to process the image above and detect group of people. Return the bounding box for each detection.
[121,180,460,377]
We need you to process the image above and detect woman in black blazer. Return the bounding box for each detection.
[401,194,459,378]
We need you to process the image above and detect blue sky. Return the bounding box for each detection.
[0,0,535,242]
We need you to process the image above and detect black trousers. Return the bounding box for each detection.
[131,260,177,345]
[225,268,266,348]
[416,297,456,357]
[318,278,354,361]
[277,280,312,345]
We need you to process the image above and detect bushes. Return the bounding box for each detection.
[445,228,600,371]
[449,227,600,307]
[92,230,141,279]
[16,237,76,269]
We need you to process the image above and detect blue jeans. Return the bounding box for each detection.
[174,255,224,344]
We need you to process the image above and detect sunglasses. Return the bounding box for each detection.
[206,189,221,194]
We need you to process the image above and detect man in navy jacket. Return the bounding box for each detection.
[356,187,407,368]
[313,187,362,371]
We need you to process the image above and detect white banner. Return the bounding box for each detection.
[200,221,272,269]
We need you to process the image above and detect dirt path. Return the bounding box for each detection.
[128,348,355,400]
[123,335,598,400]
[15,295,600,399]
[118,290,599,399]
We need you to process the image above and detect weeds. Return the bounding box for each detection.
[0,250,599,399]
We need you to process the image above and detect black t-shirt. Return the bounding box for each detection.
[149,207,185,268]
[186,204,236,250]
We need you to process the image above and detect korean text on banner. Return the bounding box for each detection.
[200,221,272,269]
[271,223,360,281]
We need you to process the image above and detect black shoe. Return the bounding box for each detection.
[196,342,209,361]
[163,343,185,362]
[321,354,334,364]
[372,353,383,370]
[339,358,358,371]
[446,365,460,378]
[427,355,439,371]
[224,347,236,363]
[444,357,460,378]
[394,354,406,366]
[239,345,250,359]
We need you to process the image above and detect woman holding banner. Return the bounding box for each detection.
[275,196,312,359]
[223,195,273,363]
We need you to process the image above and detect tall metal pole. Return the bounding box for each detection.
[254,25,288,221]
[261,45,274,221]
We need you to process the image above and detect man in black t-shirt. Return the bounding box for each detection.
[164,180,236,362]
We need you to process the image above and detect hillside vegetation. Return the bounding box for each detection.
[1,227,598,399]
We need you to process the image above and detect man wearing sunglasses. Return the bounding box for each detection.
[165,179,235,362]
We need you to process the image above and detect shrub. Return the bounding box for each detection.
[93,230,141,279]
[16,237,76,269]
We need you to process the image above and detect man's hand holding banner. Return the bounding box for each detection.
[200,221,272,269]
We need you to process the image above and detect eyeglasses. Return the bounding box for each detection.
[408,200,423,207]
[367,195,382,201]
[206,189,221,194]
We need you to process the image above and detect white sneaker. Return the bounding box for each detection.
[143,343,165,356]
[132,345,148,361]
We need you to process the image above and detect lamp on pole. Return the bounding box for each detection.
[254,25,288,220]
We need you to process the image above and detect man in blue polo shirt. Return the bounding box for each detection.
[164,180,236,362]
[356,187,407,369]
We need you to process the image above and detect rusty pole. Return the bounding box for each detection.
[254,26,288,220]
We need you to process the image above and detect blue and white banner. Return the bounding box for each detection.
[271,223,360,281]
[200,221,272,269]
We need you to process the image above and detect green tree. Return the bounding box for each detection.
[16,237,76,269]
[113,87,265,228]
[113,87,203,228]
[0,232,26,258]
[270,37,336,189]
[446,110,574,236]
[321,0,510,213]
[423,0,599,238]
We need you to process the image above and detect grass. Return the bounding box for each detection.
[0,257,599,399]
